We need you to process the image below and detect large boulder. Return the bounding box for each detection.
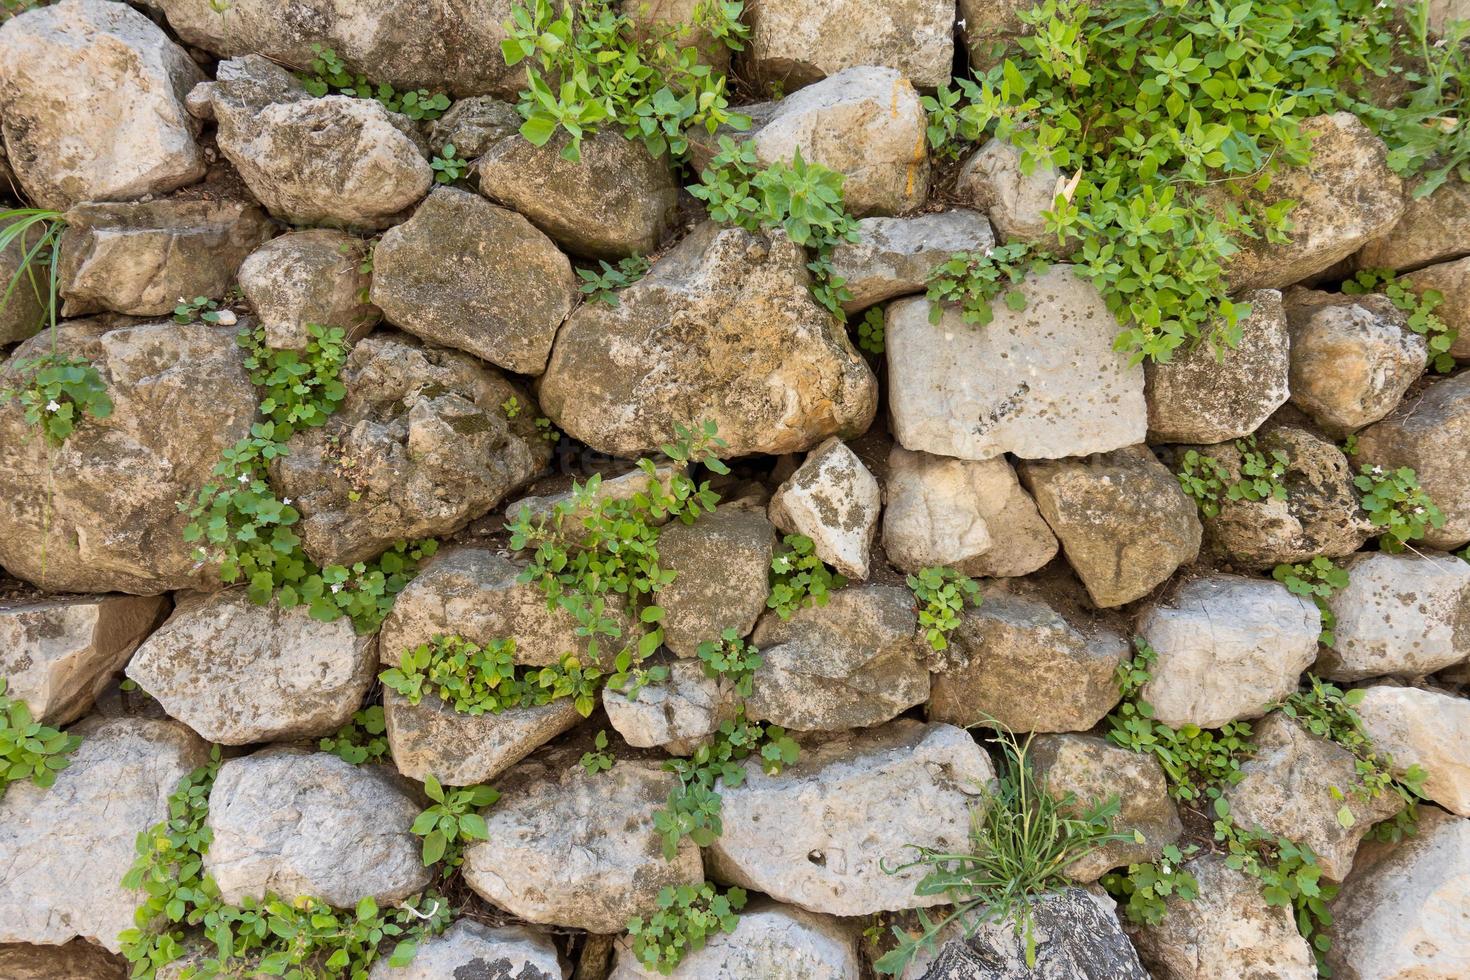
[0,717,209,952]
[237,229,380,351]
[745,0,954,90]
[928,590,1128,733]
[426,96,522,159]
[746,584,929,731]
[0,941,128,980]
[0,593,165,724]
[125,588,377,745]
[1284,287,1426,436]
[657,506,777,657]
[1355,176,1470,272]
[1355,372,1470,549]
[204,750,430,907]
[368,921,562,980]
[1325,807,1470,979]
[828,211,995,314]
[463,744,704,932]
[768,437,880,579]
[476,130,679,259]
[272,332,551,566]
[1217,113,1406,290]
[1129,853,1316,980]
[370,188,576,373]
[57,197,273,318]
[539,222,877,458]
[1403,256,1470,360]
[1138,575,1319,728]
[706,720,994,916]
[0,319,257,595]
[1144,290,1291,444]
[887,267,1147,461]
[1317,552,1470,681]
[1356,686,1470,817]
[882,447,1058,578]
[209,57,431,229]
[1019,447,1201,608]
[955,139,1074,252]
[1224,714,1403,881]
[382,689,580,786]
[0,0,205,209]
[610,900,859,979]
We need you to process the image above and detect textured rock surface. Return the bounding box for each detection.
[370,188,576,374]
[955,139,1072,251]
[1019,447,1202,608]
[209,57,430,229]
[427,96,522,159]
[1130,853,1316,980]
[1355,372,1470,549]
[205,751,430,907]
[928,591,1128,733]
[1404,256,1470,360]
[476,130,678,259]
[463,746,703,932]
[0,319,257,594]
[1356,685,1470,817]
[0,0,205,209]
[1225,714,1403,881]
[1144,290,1291,444]
[1138,575,1319,728]
[1218,114,1406,290]
[747,585,929,731]
[888,268,1147,461]
[369,921,562,980]
[707,720,994,916]
[658,506,776,657]
[539,222,876,458]
[383,689,580,786]
[58,198,272,318]
[273,332,551,566]
[1284,288,1425,435]
[957,0,1034,69]
[611,900,858,979]
[0,593,165,724]
[0,718,208,952]
[602,658,730,754]
[1325,807,1470,980]
[238,229,380,350]
[1356,176,1470,272]
[0,941,128,980]
[1031,735,1183,883]
[126,589,377,745]
[828,210,994,313]
[1318,552,1470,681]
[882,447,1058,578]
[745,0,953,89]
[767,437,880,579]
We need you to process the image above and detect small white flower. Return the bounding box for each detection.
[1161,863,1173,876]
[1370,465,1384,475]
[282,497,292,506]
[44,399,60,413]
[237,474,250,484]
[330,583,343,594]
[1414,506,1425,514]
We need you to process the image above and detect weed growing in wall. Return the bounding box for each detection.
[381,635,604,718]
[429,144,469,185]
[577,254,651,306]
[907,567,982,653]
[0,677,81,796]
[319,706,389,765]
[1353,464,1444,552]
[1272,558,1350,647]
[1176,436,1290,518]
[925,243,1051,326]
[856,306,885,354]
[301,45,451,120]
[1343,268,1458,373]
[410,775,497,868]
[625,882,748,976]
[767,533,846,620]
[1101,844,1201,926]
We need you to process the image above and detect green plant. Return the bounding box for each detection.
[767,533,846,620]
[319,706,390,765]
[1272,558,1350,647]
[873,730,1126,975]
[1175,448,1232,517]
[1353,463,1445,553]
[0,677,81,796]
[0,208,63,335]
[500,0,749,162]
[907,567,982,652]
[301,45,451,120]
[1343,268,1458,372]
[625,882,748,975]
[580,729,616,774]
[500,395,523,419]
[925,243,1051,326]
[856,306,885,354]
[410,775,497,867]
[381,634,604,718]
[535,415,560,443]
[1176,436,1289,517]
[172,296,227,325]
[429,143,469,185]
[920,78,988,158]
[1,353,114,447]
[1101,844,1201,926]
[577,254,651,306]
[695,627,763,697]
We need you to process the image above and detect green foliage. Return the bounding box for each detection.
[577,254,651,306]
[924,243,1051,326]
[172,296,227,325]
[0,208,63,336]
[301,44,451,120]
[1,353,114,447]
[767,533,846,620]
[182,323,438,632]
[920,78,988,158]
[625,882,747,975]
[874,730,1126,975]
[410,775,497,867]
[907,567,982,652]
[580,730,615,774]
[0,677,81,795]
[856,306,886,354]
[318,706,389,765]
[1101,844,1201,926]
[381,634,604,718]
[500,0,749,162]
[1272,558,1349,647]
[1176,436,1289,518]
[1175,448,1232,517]
[695,627,763,698]
[1343,267,1459,372]
[429,143,469,185]
[1353,463,1445,552]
